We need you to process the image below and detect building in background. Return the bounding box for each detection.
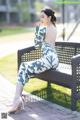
[0,0,36,24]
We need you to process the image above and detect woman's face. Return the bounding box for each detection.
[40,12,50,25]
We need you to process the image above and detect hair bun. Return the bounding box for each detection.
[52,10,56,16]
[52,11,55,14]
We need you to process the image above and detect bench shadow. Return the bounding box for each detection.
[8,83,80,119]
[8,83,71,120]
[8,84,80,119]
[31,83,71,109]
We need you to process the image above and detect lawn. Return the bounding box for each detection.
[1,53,80,111]
[0,26,34,37]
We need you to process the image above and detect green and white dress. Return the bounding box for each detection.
[18,26,59,86]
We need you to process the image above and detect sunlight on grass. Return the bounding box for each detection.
[0,53,17,84]
[24,78,47,93]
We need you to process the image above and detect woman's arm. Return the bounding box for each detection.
[34,25,46,48]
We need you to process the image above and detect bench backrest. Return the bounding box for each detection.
[55,42,80,65]
[18,41,80,69]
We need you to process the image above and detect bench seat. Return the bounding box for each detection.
[35,63,72,88]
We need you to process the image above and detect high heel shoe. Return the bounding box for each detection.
[22,94,26,103]
[8,82,24,114]
[8,97,24,114]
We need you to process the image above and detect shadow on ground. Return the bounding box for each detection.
[31,83,80,111]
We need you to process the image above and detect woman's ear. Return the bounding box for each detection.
[50,16,51,20]
[49,16,51,21]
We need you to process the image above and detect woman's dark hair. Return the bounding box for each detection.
[41,8,56,26]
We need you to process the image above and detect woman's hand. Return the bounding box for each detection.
[36,21,47,27]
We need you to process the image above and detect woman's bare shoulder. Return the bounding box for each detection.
[47,25,57,35]
[45,25,57,43]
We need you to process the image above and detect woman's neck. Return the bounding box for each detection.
[47,22,53,27]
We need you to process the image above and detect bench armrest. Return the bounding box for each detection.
[71,54,80,94]
[71,54,80,76]
[17,45,42,69]
[72,54,80,64]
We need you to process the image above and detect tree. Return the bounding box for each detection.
[17,0,30,23]
[35,0,44,12]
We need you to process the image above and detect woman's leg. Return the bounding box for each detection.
[18,56,52,85]
[8,55,56,114]
[8,81,24,114]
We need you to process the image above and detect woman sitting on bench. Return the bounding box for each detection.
[8,8,59,114]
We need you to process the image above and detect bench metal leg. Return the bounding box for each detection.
[47,81,51,88]
[47,82,52,99]
[71,89,77,111]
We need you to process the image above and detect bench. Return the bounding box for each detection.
[17,41,80,111]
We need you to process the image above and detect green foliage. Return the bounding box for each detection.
[21,1,30,22]
[16,1,30,22]
[35,1,44,12]
[54,0,80,4]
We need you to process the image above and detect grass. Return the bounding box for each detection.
[0,26,34,37]
[0,53,17,84]
[0,53,80,111]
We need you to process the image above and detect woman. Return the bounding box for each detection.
[8,8,59,114]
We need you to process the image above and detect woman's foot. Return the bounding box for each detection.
[8,97,24,114]
[22,94,26,103]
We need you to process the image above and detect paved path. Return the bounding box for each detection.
[0,75,80,120]
[0,33,34,57]
[0,33,80,120]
